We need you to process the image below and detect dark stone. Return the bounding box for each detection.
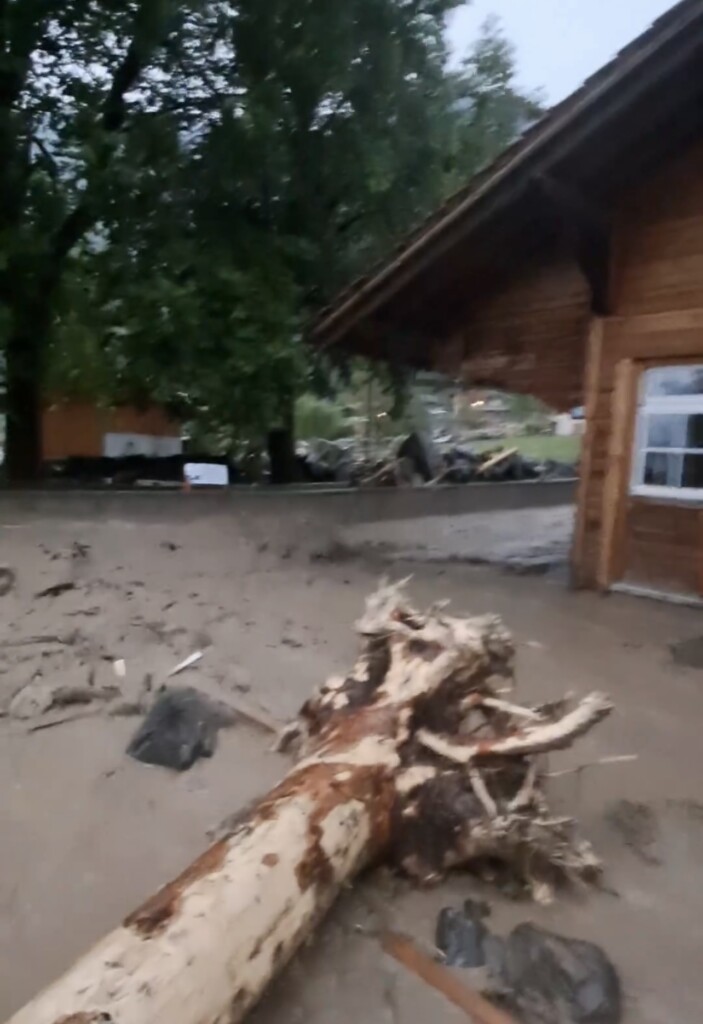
[126,687,234,771]
[494,923,622,1024]
[435,903,488,967]
[397,432,442,482]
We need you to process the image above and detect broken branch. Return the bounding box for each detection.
[418,692,613,765]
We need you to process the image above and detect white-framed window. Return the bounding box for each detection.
[630,364,703,500]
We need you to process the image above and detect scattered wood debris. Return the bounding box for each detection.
[10,582,614,1024]
[34,581,76,599]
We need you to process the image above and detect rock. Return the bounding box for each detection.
[10,682,55,719]
[397,432,442,482]
[435,902,489,967]
[126,687,236,771]
[489,923,622,1024]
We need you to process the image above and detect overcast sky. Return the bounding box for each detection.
[447,0,677,103]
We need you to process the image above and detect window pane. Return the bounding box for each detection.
[688,415,703,448]
[645,413,703,448]
[682,454,703,489]
[645,365,703,397]
[643,452,683,487]
[646,414,688,448]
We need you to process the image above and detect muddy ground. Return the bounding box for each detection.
[1,501,703,1023]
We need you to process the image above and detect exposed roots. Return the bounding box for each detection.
[283,579,613,901]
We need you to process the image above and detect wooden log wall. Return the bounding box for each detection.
[42,402,181,461]
[436,254,591,413]
[575,142,703,596]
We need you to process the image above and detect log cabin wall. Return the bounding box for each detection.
[575,141,703,597]
[436,254,591,413]
[42,402,181,460]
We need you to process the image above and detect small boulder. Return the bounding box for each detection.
[126,687,235,771]
[491,923,622,1024]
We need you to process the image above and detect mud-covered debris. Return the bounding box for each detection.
[0,566,16,597]
[9,678,121,719]
[488,923,622,1024]
[436,902,489,968]
[126,687,236,771]
[34,581,76,599]
[309,540,356,564]
[606,799,660,865]
[9,682,55,719]
[670,635,703,669]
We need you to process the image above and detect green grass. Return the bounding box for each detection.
[472,434,581,463]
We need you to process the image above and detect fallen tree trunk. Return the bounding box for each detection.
[7,582,612,1024]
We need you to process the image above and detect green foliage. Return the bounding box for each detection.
[295,394,350,441]
[1,1,542,462]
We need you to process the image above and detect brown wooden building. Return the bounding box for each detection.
[312,0,703,604]
[42,402,182,461]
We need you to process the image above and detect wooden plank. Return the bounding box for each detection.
[597,358,639,590]
[608,308,703,339]
[380,931,518,1024]
[571,318,604,587]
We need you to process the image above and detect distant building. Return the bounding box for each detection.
[42,401,182,461]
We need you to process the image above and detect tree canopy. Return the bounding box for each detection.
[0,0,541,475]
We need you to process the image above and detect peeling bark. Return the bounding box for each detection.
[7,581,613,1024]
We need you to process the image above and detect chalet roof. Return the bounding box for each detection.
[311,0,703,363]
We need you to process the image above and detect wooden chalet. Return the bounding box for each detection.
[312,0,703,603]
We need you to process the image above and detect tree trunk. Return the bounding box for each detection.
[267,425,297,484]
[4,309,44,482]
[7,583,612,1024]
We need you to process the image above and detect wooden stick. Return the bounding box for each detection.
[380,931,518,1024]
[479,697,544,722]
[468,768,498,818]
[477,448,518,475]
[545,754,638,779]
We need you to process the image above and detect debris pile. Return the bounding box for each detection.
[43,430,577,489]
[7,581,615,1024]
[298,432,578,488]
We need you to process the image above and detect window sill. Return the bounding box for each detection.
[630,488,703,508]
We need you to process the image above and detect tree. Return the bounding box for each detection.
[0,0,202,478]
[1,4,541,474]
[444,16,543,192]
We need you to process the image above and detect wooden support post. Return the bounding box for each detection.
[571,318,604,588]
[597,358,639,590]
